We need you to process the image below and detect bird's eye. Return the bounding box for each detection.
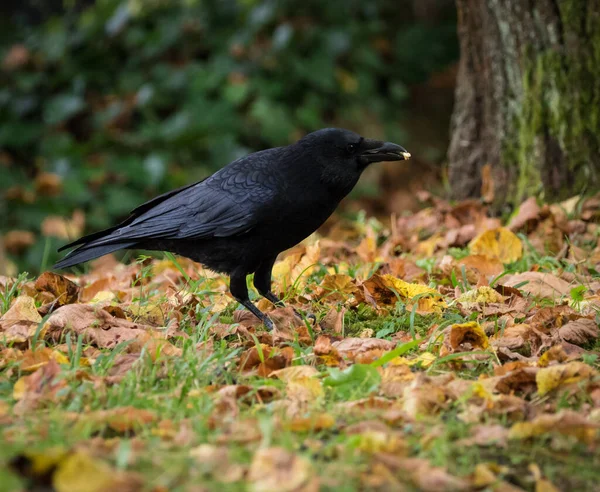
[346,143,357,153]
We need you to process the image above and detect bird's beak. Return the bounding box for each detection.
[360,141,411,163]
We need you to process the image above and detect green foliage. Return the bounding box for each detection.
[1,0,457,272]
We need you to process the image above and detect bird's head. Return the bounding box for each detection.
[298,128,410,191]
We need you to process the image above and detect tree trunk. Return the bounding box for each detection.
[448,0,600,208]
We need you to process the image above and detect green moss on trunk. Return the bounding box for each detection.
[505,0,600,203]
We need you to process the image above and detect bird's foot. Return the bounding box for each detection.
[262,291,315,326]
[262,316,274,331]
[293,308,316,326]
[238,298,275,331]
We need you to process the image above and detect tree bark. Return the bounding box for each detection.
[448,0,600,208]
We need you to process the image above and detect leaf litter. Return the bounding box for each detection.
[1,194,600,490]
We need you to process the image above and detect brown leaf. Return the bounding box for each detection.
[332,337,395,361]
[4,230,35,254]
[239,345,294,376]
[558,318,599,346]
[189,444,245,483]
[43,304,177,357]
[457,254,504,278]
[35,272,80,306]
[0,295,44,344]
[319,307,345,333]
[34,172,63,197]
[12,360,67,413]
[79,407,157,433]
[508,197,541,232]
[3,44,30,70]
[248,447,317,492]
[503,272,572,299]
[374,455,470,491]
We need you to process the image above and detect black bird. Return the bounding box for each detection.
[54,128,410,329]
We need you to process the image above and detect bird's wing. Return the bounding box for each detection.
[76,150,283,247]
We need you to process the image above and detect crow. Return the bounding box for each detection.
[54,128,410,329]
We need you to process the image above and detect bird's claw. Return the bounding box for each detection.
[263,316,274,331]
[293,308,316,325]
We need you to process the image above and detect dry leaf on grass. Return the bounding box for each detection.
[503,272,572,299]
[77,406,157,433]
[189,444,245,483]
[470,227,523,263]
[239,345,294,376]
[536,361,597,395]
[508,197,541,232]
[509,410,598,444]
[557,318,599,345]
[440,322,489,356]
[0,295,43,344]
[43,304,179,358]
[374,454,470,491]
[457,254,504,278]
[248,447,317,492]
[34,272,80,306]
[12,360,67,413]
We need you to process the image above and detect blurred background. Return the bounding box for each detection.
[1,0,459,273]
[4,0,597,274]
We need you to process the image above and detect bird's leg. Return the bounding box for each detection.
[254,259,316,324]
[254,257,286,308]
[229,273,274,330]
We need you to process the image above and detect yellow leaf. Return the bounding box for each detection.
[22,447,69,476]
[509,410,597,443]
[470,227,523,263]
[53,452,117,492]
[13,376,28,400]
[441,322,489,356]
[270,366,319,382]
[287,378,324,401]
[89,291,115,303]
[284,413,335,432]
[380,274,445,313]
[390,351,436,368]
[352,431,407,454]
[536,361,596,395]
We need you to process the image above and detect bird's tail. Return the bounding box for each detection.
[53,241,137,270]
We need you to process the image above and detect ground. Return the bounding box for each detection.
[1,194,600,491]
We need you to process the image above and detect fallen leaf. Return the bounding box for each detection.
[43,304,177,357]
[332,337,395,360]
[509,410,598,443]
[0,295,44,343]
[536,361,597,395]
[80,406,157,433]
[508,197,541,232]
[270,366,320,382]
[4,230,35,254]
[440,322,489,356]
[248,447,316,492]
[457,254,504,278]
[470,227,522,263]
[53,451,141,492]
[457,286,505,307]
[19,348,69,372]
[189,444,245,483]
[35,271,80,306]
[558,318,599,346]
[503,272,572,299]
